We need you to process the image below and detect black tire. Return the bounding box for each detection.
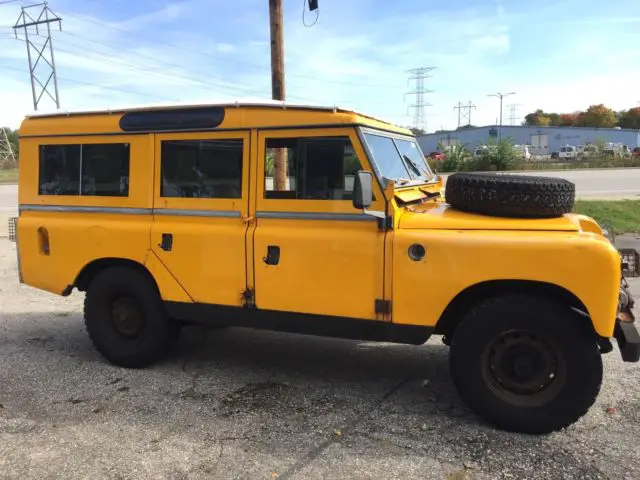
[449,294,602,434]
[444,172,575,218]
[84,266,180,368]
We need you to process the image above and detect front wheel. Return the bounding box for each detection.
[449,294,602,434]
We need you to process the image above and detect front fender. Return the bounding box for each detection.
[392,229,621,338]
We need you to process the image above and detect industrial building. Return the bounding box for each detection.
[417,125,640,156]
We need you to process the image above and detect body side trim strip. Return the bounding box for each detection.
[19,205,152,215]
[256,211,375,221]
[153,208,241,218]
[19,204,241,218]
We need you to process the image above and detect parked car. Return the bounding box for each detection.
[558,145,577,160]
[428,151,445,161]
[633,147,640,157]
[550,151,560,159]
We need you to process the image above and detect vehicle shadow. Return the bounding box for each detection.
[1,311,482,433]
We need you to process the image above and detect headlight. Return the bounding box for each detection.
[601,226,616,244]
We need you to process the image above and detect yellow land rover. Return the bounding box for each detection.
[15,102,638,434]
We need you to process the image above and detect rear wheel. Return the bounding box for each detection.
[84,266,180,368]
[449,294,602,434]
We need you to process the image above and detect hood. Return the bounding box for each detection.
[398,202,582,232]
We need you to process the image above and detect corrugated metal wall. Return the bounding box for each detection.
[418,126,640,155]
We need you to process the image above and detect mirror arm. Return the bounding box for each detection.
[363,208,386,219]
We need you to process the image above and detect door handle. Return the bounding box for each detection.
[263,245,280,265]
[159,233,173,252]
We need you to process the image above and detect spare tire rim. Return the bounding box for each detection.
[482,330,566,407]
[111,295,146,338]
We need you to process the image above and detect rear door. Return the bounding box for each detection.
[150,131,250,306]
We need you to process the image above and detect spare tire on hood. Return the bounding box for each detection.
[444,172,575,218]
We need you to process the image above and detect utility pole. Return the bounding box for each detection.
[488,92,515,140]
[13,1,62,111]
[269,0,287,190]
[0,128,17,167]
[405,67,435,132]
[454,101,476,129]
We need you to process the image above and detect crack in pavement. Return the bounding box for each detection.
[276,376,412,480]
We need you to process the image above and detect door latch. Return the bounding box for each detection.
[159,233,173,252]
[263,245,280,265]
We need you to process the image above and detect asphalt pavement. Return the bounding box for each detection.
[1,237,640,479]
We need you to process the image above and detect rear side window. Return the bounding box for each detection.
[160,139,243,198]
[39,143,130,196]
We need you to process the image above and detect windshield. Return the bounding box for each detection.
[362,131,433,184]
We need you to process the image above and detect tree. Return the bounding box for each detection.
[456,124,476,131]
[618,107,640,130]
[559,113,579,126]
[409,127,426,135]
[547,113,561,126]
[576,104,617,128]
[524,109,550,126]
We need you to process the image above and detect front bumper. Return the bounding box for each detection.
[614,282,638,362]
[614,321,640,362]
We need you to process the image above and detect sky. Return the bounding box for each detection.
[1,0,640,131]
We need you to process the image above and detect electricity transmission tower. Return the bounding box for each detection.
[0,128,17,167]
[454,101,476,128]
[506,103,521,126]
[405,67,435,132]
[13,2,62,111]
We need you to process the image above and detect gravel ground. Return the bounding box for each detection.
[0,237,639,480]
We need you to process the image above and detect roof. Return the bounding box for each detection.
[20,100,412,137]
[25,100,350,118]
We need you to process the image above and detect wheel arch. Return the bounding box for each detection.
[74,257,159,294]
[435,280,591,338]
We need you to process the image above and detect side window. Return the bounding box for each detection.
[39,143,130,196]
[82,144,130,196]
[264,136,362,200]
[161,139,243,198]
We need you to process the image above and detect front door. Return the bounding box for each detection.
[151,131,250,306]
[251,128,388,320]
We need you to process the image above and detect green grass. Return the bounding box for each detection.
[0,168,18,184]
[574,200,640,234]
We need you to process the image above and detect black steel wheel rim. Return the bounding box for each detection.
[482,329,566,407]
[111,295,146,338]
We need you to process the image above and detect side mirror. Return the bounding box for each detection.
[353,170,373,210]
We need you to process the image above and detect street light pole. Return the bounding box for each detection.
[488,92,515,140]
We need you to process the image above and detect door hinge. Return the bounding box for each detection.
[242,289,255,309]
[375,299,391,314]
[377,215,393,231]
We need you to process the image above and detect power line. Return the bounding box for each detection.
[0,64,180,102]
[59,10,393,89]
[405,67,435,132]
[8,32,315,101]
